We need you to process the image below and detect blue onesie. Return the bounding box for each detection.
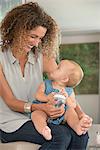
[33,79,73,125]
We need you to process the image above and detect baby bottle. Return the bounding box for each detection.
[54,94,66,107]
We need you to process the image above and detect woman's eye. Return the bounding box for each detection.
[30,36,42,40]
[31,35,36,38]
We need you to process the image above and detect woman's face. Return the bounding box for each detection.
[19,26,47,53]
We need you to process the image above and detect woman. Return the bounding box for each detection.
[0,2,91,150]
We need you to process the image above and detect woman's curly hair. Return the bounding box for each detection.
[0,2,60,57]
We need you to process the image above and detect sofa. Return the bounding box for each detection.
[0,141,40,150]
[87,124,100,149]
[0,124,100,150]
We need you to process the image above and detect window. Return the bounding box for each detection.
[0,0,23,22]
[59,42,99,94]
[60,30,100,95]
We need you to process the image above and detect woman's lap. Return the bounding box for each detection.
[1,121,45,144]
[1,121,89,150]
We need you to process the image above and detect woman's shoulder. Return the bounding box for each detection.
[0,50,4,73]
[0,48,3,54]
[0,48,8,55]
[0,49,9,66]
[0,49,4,60]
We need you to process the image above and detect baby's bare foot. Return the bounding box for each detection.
[42,126,52,140]
[74,116,92,135]
[80,116,92,134]
[75,118,87,136]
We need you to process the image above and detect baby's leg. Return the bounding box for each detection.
[31,110,52,140]
[64,108,85,135]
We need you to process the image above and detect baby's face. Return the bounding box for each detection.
[49,61,68,81]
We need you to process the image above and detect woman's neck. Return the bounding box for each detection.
[11,47,28,61]
[11,48,28,77]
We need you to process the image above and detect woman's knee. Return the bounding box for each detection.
[68,131,89,149]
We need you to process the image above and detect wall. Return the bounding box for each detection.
[76,95,99,123]
[27,0,100,32]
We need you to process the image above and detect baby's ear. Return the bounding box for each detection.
[62,77,69,83]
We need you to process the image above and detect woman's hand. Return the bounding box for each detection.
[42,103,65,119]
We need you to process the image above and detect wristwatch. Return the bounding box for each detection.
[24,102,32,113]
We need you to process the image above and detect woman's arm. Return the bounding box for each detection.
[0,63,64,117]
[0,63,25,113]
[0,64,25,112]
[31,102,65,119]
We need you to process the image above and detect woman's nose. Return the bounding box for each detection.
[34,38,41,47]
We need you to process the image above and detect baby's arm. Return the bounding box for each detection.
[64,92,84,135]
[69,93,93,132]
[35,82,54,103]
[66,91,77,108]
[65,91,92,135]
[75,103,86,119]
[67,92,92,123]
[67,91,85,119]
[35,82,48,102]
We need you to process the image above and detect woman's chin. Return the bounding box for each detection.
[25,48,31,53]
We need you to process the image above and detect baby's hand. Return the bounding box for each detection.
[47,93,55,105]
[59,89,68,98]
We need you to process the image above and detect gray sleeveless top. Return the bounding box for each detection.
[0,49,43,132]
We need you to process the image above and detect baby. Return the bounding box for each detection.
[31,59,92,140]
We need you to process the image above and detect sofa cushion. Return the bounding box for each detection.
[0,142,40,150]
[88,124,100,146]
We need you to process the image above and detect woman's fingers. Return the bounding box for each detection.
[47,104,65,118]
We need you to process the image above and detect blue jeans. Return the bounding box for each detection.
[1,121,89,150]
